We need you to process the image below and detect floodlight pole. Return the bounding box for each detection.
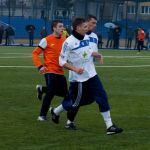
[125,0,129,48]
[44,0,47,28]
[135,0,139,23]
[21,0,24,17]
[8,0,11,25]
[0,0,3,16]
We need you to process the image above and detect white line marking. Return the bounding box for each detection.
[0,66,35,68]
[0,53,31,55]
[96,65,150,68]
[0,56,31,58]
[104,56,150,58]
[0,55,150,59]
[0,65,150,68]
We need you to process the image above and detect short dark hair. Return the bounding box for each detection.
[86,14,97,21]
[72,18,85,30]
[51,20,63,31]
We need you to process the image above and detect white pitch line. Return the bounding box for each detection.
[0,53,31,55]
[104,56,150,58]
[0,55,150,59]
[0,65,150,68]
[96,65,150,68]
[0,56,32,58]
[0,66,35,68]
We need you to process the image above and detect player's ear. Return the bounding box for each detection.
[76,26,80,31]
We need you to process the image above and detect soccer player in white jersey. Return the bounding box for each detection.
[50,17,123,135]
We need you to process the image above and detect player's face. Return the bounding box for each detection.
[87,18,97,31]
[54,23,64,36]
[77,22,88,36]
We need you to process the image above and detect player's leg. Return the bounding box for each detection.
[65,81,94,130]
[89,75,123,135]
[137,40,141,52]
[56,76,79,130]
[50,82,81,125]
[36,85,47,100]
[65,107,79,130]
[36,74,67,102]
[38,73,55,121]
[55,75,68,97]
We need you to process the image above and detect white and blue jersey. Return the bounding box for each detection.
[60,31,110,112]
[87,32,98,52]
[59,34,97,82]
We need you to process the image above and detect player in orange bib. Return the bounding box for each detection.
[32,20,68,121]
[137,27,147,52]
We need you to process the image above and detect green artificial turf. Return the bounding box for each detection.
[0,46,149,150]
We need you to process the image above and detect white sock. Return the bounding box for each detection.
[54,104,64,116]
[101,111,113,129]
[66,120,73,124]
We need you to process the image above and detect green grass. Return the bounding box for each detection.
[0,46,150,150]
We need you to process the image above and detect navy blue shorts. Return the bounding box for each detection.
[62,75,110,112]
[44,73,68,97]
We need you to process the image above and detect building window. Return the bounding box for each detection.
[127,5,136,14]
[141,6,150,14]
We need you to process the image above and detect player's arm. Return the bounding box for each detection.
[91,35,103,64]
[32,38,48,73]
[63,63,84,74]
[59,41,84,74]
[91,52,103,64]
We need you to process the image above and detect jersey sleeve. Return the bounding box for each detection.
[94,34,99,52]
[59,41,71,67]
[38,38,47,49]
[32,46,43,68]
[32,38,47,68]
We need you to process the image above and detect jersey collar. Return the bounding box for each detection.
[72,30,84,40]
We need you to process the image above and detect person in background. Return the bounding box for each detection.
[106,27,113,48]
[146,29,150,49]
[134,28,138,50]
[0,25,4,44]
[5,26,10,46]
[137,27,147,53]
[62,27,69,38]
[126,26,134,49]
[113,26,121,49]
[28,26,34,46]
[8,26,15,45]
[97,32,103,49]
[40,26,48,38]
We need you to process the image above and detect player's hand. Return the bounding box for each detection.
[92,52,102,58]
[74,67,84,74]
[92,52,104,64]
[39,66,48,74]
[98,54,104,64]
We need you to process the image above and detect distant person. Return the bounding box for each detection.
[0,25,4,44]
[146,29,150,49]
[97,32,103,49]
[5,26,10,46]
[41,10,45,19]
[134,28,138,50]
[113,26,121,49]
[40,26,48,38]
[62,27,69,38]
[106,27,113,48]
[137,27,147,53]
[65,25,72,35]
[8,26,15,45]
[28,26,34,46]
[126,26,134,49]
